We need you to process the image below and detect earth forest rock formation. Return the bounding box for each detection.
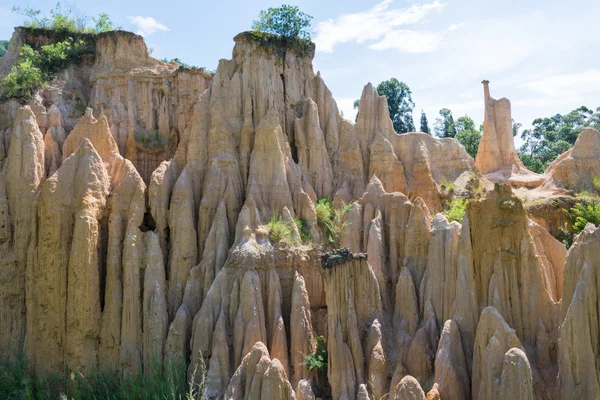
[0,27,599,400]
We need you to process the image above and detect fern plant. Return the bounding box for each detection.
[565,200,600,234]
[315,198,352,247]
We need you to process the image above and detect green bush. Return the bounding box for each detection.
[0,355,204,399]
[266,214,297,245]
[0,40,8,58]
[252,5,313,40]
[444,198,468,223]
[315,198,352,247]
[303,335,328,373]
[566,200,600,234]
[440,178,455,193]
[593,174,600,193]
[134,129,165,148]
[294,217,311,244]
[0,38,92,100]
[12,3,120,33]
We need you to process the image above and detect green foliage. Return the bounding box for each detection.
[440,178,455,193]
[593,175,600,193]
[453,115,481,158]
[315,198,352,247]
[434,108,456,138]
[444,198,468,223]
[294,217,311,244]
[160,57,198,69]
[519,106,600,173]
[353,79,415,132]
[134,129,165,148]
[266,214,297,245]
[252,5,313,40]
[0,38,92,100]
[377,78,415,133]
[12,2,121,33]
[0,354,205,399]
[420,110,430,134]
[556,225,573,249]
[565,200,600,234]
[0,40,8,57]
[303,335,328,373]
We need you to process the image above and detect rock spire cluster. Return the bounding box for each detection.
[0,27,598,400]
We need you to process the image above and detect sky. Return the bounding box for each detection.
[2,0,600,139]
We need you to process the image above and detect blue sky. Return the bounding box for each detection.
[2,0,600,137]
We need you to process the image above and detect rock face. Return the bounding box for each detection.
[475,81,542,187]
[545,127,600,191]
[1,27,600,400]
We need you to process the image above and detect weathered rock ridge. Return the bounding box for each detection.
[0,28,599,400]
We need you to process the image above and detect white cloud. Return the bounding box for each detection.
[314,0,446,53]
[335,97,359,122]
[368,30,443,53]
[520,69,600,99]
[128,16,170,37]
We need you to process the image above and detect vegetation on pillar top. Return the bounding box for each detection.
[11,2,121,34]
[321,247,367,270]
[0,4,122,101]
[244,4,315,59]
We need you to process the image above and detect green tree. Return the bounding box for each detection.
[518,106,600,173]
[512,119,521,137]
[419,110,430,134]
[0,40,8,57]
[252,5,313,40]
[11,2,120,33]
[376,78,415,133]
[453,115,481,158]
[352,79,415,132]
[434,108,455,138]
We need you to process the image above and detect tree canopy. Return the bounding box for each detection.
[0,41,8,58]
[419,110,430,134]
[354,78,415,133]
[11,2,120,33]
[252,5,313,40]
[434,108,456,138]
[376,78,415,133]
[453,115,481,158]
[518,106,600,173]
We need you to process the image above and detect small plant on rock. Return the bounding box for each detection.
[444,198,468,223]
[440,178,455,193]
[315,198,352,247]
[266,214,297,245]
[294,217,311,244]
[302,335,328,373]
[565,200,600,234]
[593,174,600,194]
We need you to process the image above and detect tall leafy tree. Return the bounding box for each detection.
[376,78,415,133]
[434,108,456,138]
[519,106,600,173]
[453,115,481,158]
[252,5,313,40]
[419,110,430,134]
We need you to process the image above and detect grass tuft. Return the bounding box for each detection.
[444,198,468,223]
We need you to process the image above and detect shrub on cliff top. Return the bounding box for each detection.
[0,38,92,100]
[252,5,313,40]
[12,3,120,33]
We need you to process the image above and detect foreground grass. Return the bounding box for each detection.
[0,356,204,400]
